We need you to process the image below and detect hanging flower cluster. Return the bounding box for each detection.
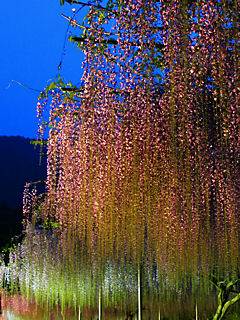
[27,0,239,273]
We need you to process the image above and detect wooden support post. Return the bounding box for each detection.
[195,302,198,320]
[78,306,81,320]
[99,287,101,320]
[138,264,142,320]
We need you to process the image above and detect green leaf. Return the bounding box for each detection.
[48,82,57,91]
[60,0,65,6]
[50,222,60,228]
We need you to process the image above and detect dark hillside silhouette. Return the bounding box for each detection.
[0,202,23,249]
[0,136,46,248]
[0,136,46,209]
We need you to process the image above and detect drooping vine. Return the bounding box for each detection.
[21,0,240,309]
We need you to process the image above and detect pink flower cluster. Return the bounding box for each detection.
[27,0,239,268]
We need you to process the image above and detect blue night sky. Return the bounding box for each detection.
[0,0,86,138]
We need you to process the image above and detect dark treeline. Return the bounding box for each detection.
[0,136,46,249]
[0,202,22,250]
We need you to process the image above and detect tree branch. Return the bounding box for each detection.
[61,14,163,34]
[69,35,164,50]
[61,14,113,36]
[211,278,240,320]
[64,0,118,14]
